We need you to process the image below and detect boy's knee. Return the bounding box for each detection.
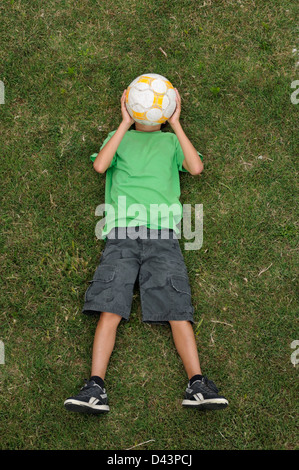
[99,311,123,326]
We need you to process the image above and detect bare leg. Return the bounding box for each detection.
[169,320,202,379]
[91,311,123,379]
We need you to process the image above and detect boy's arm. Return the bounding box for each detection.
[93,90,133,173]
[168,89,204,176]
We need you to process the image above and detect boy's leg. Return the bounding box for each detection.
[64,311,122,414]
[169,320,202,379]
[91,311,123,379]
[169,319,228,410]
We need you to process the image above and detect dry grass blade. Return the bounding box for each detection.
[126,439,155,450]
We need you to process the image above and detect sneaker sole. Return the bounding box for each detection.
[64,399,110,414]
[182,398,228,410]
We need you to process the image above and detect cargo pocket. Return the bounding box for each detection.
[170,275,191,295]
[84,265,116,303]
[170,274,192,312]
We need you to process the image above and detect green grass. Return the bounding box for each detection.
[0,0,298,450]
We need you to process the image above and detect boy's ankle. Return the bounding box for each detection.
[189,374,203,386]
[90,375,105,388]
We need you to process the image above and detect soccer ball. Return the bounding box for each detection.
[125,73,176,126]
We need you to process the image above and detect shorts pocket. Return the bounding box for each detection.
[170,275,191,295]
[93,264,116,282]
[169,274,193,314]
[85,265,116,303]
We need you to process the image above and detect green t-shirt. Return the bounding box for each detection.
[90,129,203,238]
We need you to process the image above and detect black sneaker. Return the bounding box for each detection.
[182,376,228,410]
[64,379,110,414]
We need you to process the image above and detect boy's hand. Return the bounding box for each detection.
[121,89,134,128]
[168,88,181,127]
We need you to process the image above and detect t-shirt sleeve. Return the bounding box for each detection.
[89,130,117,168]
[174,135,203,172]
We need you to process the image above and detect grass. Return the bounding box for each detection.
[0,0,298,450]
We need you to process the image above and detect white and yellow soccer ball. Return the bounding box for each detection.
[125,73,176,126]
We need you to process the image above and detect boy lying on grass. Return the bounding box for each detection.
[64,88,228,414]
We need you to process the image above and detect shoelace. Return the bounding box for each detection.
[203,377,219,393]
[79,379,103,395]
[191,376,219,394]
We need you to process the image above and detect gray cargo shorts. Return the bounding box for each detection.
[82,226,194,325]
